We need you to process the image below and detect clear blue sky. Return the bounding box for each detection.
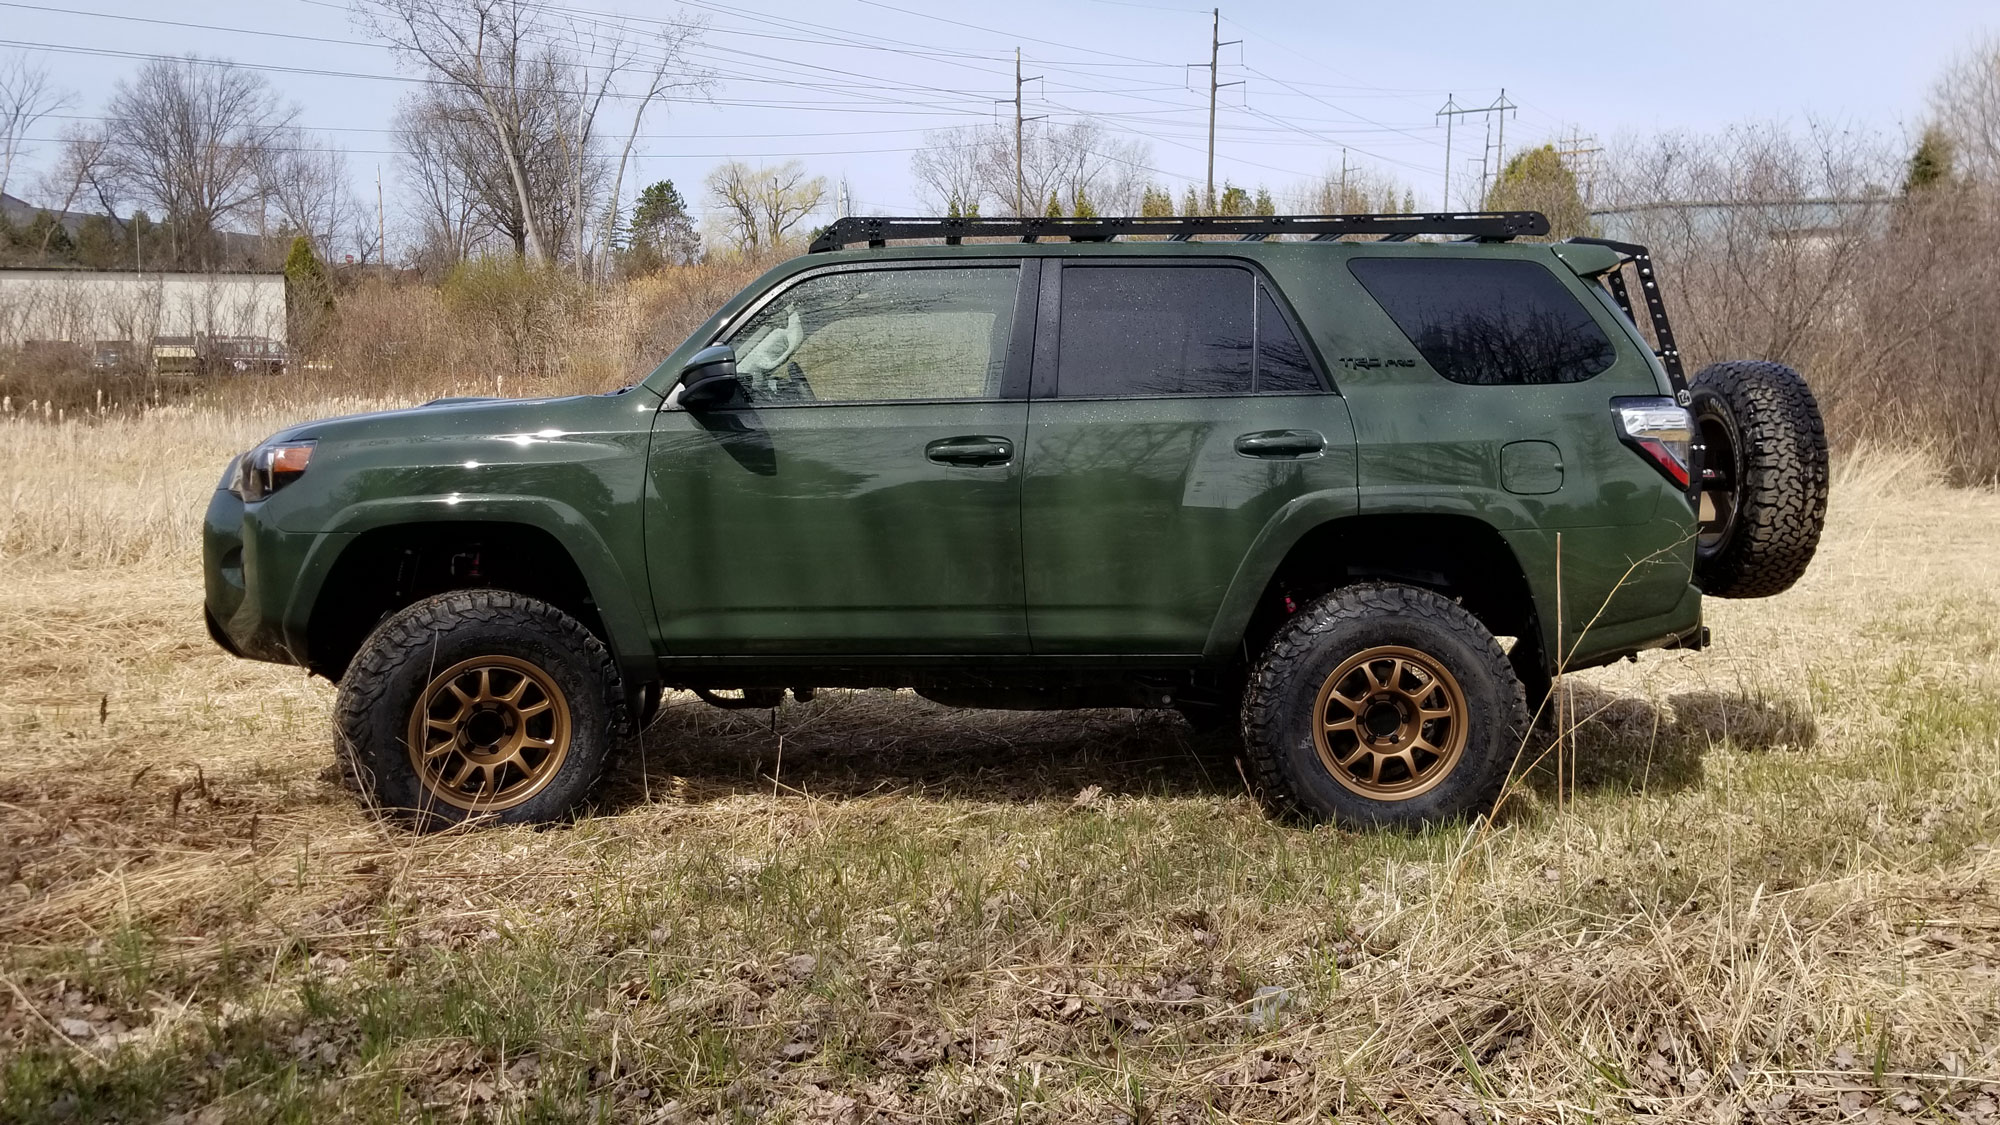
[3,0,1991,237]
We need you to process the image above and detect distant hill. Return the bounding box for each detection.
[1,192,275,268]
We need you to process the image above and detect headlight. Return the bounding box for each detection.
[237,440,315,501]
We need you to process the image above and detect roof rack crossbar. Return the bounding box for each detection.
[809,211,1550,253]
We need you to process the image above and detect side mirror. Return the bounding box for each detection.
[675,344,738,410]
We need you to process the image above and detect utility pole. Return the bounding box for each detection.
[998,48,1045,217]
[1187,9,1241,212]
[375,166,385,268]
[1436,90,1515,207]
[1338,147,1348,211]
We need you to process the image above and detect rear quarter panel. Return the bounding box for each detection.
[1256,242,1698,663]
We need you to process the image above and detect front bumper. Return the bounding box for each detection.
[202,487,345,668]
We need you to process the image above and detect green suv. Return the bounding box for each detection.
[203,211,1828,829]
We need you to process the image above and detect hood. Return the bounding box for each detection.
[264,385,655,446]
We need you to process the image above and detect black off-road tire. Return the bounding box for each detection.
[1689,361,1829,599]
[1241,584,1527,828]
[334,590,625,831]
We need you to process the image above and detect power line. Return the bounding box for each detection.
[6,0,1495,209]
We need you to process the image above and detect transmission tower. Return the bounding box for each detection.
[1556,128,1604,206]
[1436,90,1516,207]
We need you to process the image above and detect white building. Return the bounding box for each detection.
[0,267,287,349]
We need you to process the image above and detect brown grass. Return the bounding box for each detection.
[1,410,1997,1123]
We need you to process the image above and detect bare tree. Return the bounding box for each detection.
[705,160,825,255]
[396,103,481,269]
[0,52,70,202]
[28,124,112,258]
[363,0,704,271]
[103,56,295,268]
[266,131,357,257]
[908,117,1151,217]
[391,63,583,262]
[361,0,584,263]
[1291,162,1410,215]
[592,17,710,280]
[1603,121,1893,368]
[1932,34,2000,185]
[910,127,985,215]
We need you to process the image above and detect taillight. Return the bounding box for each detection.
[1612,397,1694,488]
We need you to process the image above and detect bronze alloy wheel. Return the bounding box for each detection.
[406,655,573,812]
[1312,645,1469,801]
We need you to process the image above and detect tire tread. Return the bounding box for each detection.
[1240,582,1526,826]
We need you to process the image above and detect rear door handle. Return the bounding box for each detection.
[1235,429,1326,458]
[926,435,1014,466]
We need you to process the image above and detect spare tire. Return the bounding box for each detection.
[1687,360,1828,598]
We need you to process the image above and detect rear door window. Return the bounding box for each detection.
[1054,265,1325,396]
[1057,265,1252,397]
[1347,257,1615,385]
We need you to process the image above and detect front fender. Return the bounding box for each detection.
[304,494,655,680]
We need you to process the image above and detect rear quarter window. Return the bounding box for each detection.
[1347,257,1615,386]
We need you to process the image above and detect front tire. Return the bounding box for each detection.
[335,590,625,830]
[1242,584,1526,828]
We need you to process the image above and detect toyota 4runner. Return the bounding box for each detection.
[203,211,1829,829]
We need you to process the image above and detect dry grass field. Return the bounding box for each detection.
[1,400,1996,1124]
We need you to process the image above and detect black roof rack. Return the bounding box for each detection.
[808,211,1550,253]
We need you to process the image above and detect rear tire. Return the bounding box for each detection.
[1689,361,1829,598]
[335,590,625,831]
[1241,583,1526,828]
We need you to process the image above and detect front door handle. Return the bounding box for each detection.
[926,435,1014,467]
[1235,429,1326,459]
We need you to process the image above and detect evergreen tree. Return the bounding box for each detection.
[1045,189,1064,218]
[1072,189,1098,219]
[27,210,73,260]
[1483,144,1593,239]
[1218,183,1251,216]
[1139,184,1174,217]
[284,235,336,355]
[74,215,122,269]
[1902,126,1956,194]
[1181,186,1201,216]
[628,180,700,268]
[1252,186,1276,216]
[1403,189,1416,214]
[946,196,963,219]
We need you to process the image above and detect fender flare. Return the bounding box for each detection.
[287,494,655,682]
[1201,490,1358,659]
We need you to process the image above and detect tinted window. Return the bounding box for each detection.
[723,266,1017,404]
[1057,266,1252,397]
[1347,258,1615,385]
[1256,285,1321,392]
